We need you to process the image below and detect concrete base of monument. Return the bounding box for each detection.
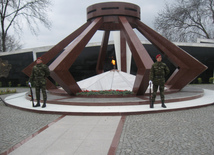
[4,86,214,115]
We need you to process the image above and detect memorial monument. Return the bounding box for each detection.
[22,2,207,96]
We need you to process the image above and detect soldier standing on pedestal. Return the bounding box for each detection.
[149,54,170,108]
[29,57,50,108]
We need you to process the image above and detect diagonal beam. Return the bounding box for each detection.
[120,31,127,72]
[96,30,110,74]
[22,22,90,89]
[119,16,153,95]
[136,20,207,90]
[49,17,103,95]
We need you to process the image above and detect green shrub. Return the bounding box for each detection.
[8,81,12,87]
[197,78,202,84]
[209,77,214,84]
[0,88,16,95]
[76,90,134,96]
[55,82,59,86]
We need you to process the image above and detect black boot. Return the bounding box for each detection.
[42,101,46,108]
[161,101,167,108]
[34,101,40,107]
[150,101,154,108]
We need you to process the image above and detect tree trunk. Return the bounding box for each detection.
[1,34,6,52]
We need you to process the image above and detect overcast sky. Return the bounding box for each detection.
[20,0,172,49]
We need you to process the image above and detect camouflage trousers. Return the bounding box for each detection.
[34,79,47,102]
[152,78,165,102]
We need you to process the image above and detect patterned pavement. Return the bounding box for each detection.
[116,106,214,155]
[0,88,61,154]
[116,84,214,155]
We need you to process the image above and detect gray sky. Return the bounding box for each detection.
[20,0,172,49]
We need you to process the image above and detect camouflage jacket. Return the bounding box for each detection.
[149,61,170,81]
[29,63,50,83]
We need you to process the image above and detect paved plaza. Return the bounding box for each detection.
[0,84,214,155]
[0,88,61,154]
[116,105,214,155]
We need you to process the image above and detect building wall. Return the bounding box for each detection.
[0,42,213,87]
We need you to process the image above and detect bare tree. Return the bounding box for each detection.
[0,0,52,52]
[0,32,22,52]
[154,0,214,42]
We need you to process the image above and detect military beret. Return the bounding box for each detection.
[156,54,161,59]
[37,57,42,60]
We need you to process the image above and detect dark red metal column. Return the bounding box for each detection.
[96,30,110,74]
[22,22,90,89]
[49,17,103,95]
[136,20,207,90]
[119,16,154,95]
[120,31,127,72]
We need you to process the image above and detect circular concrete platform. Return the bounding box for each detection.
[4,86,214,115]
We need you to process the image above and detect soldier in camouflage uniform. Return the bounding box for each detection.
[29,57,50,108]
[149,54,170,108]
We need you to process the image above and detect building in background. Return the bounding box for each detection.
[0,39,213,87]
